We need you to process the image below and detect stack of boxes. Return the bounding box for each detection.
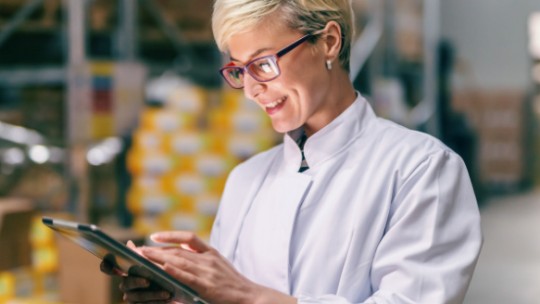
[453,90,527,192]
[477,92,526,191]
[127,83,277,239]
[0,201,59,302]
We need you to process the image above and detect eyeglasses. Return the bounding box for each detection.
[219,33,315,89]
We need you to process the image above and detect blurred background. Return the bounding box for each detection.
[0,0,538,303]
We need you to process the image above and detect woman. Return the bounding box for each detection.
[108,0,482,303]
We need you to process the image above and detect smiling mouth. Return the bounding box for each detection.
[264,96,286,110]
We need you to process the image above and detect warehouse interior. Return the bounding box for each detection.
[0,0,539,303]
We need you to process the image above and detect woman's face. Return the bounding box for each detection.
[226,21,334,135]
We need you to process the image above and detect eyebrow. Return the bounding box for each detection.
[229,47,274,64]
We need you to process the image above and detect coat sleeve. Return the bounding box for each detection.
[297,150,483,304]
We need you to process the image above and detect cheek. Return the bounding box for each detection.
[280,58,325,90]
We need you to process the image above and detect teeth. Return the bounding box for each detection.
[266,97,285,109]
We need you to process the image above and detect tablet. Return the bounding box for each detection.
[42,217,208,304]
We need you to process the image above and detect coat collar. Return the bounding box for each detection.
[283,93,374,173]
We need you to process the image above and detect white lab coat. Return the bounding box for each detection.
[210,94,482,303]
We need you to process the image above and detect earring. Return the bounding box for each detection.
[326,60,332,70]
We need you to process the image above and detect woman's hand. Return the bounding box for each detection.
[142,231,296,304]
[100,241,176,303]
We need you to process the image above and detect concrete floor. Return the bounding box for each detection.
[464,188,540,304]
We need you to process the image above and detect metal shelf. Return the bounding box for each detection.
[0,67,65,86]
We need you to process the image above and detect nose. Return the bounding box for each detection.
[242,72,265,99]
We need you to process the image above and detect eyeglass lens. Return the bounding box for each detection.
[223,56,280,88]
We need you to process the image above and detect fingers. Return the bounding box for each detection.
[100,254,125,276]
[122,289,171,303]
[142,249,206,294]
[120,276,172,303]
[120,276,150,291]
[126,240,146,256]
[163,263,203,291]
[150,231,210,253]
[100,259,116,275]
[142,248,186,267]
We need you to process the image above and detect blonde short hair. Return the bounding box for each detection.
[212,0,354,71]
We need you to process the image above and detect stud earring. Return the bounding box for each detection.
[326,60,332,70]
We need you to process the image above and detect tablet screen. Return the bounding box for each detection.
[42,217,208,304]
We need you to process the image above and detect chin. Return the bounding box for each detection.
[271,122,300,134]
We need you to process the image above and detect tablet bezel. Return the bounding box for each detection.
[42,217,208,304]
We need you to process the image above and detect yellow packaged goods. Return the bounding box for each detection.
[133,130,166,151]
[205,176,228,195]
[10,268,34,298]
[168,132,205,155]
[195,154,229,177]
[28,271,58,299]
[169,214,200,232]
[140,195,175,214]
[30,217,55,248]
[174,173,207,196]
[172,155,197,172]
[208,109,234,131]
[232,110,268,133]
[127,189,176,214]
[197,214,216,236]
[132,176,163,193]
[90,113,114,139]
[143,153,175,175]
[31,247,58,274]
[133,215,163,235]
[140,109,196,133]
[221,89,243,111]
[128,150,175,176]
[0,271,15,302]
[126,83,278,237]
[227,133,275,160]
[166,86,205,114]
[90,61,114,75]
[195,195,220,217]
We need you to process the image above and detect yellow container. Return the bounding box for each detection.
[127,189,175,215]
[167,132,206,156]
[133,130,166,151]
[166,86,205,114]
[128,150,175,176]
[90,61,114,75]
[140,108,196,133]
[0,271,16,302]
[30,218,54,248]
[31,246,58,274]
[91,113,114,139]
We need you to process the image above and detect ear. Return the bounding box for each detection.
[321,21,342,63]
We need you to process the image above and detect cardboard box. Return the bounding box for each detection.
[453,89,528,188]
[0,199,35,271]
[56,226,145,304]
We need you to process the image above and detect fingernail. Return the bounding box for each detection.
[162,291,171,299]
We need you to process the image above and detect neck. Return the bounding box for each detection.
[304,69,357,137]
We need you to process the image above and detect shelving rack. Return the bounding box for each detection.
[0,0,444,217]
[350,0,440,136]
[0,0,221,222]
